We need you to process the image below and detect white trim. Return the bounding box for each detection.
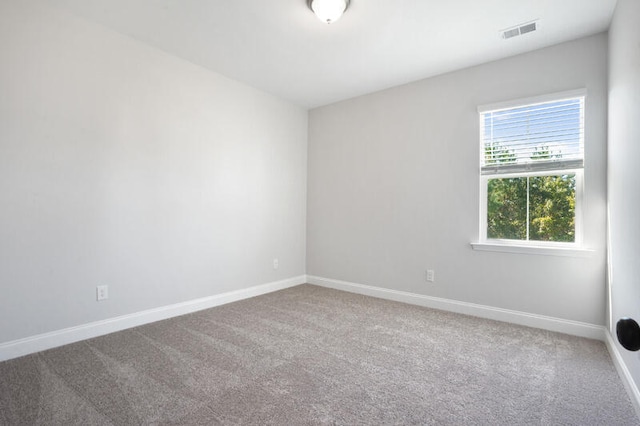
[470,242,595,257]
[0,275,306,362]
[477,88,587,113]
[604,330,640,419]
[307,275,605,340]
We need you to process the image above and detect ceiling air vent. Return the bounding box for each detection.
[501,21,537,39]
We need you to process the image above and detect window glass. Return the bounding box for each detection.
[479,91,584,246]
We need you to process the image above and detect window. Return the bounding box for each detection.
[477,90,585,248]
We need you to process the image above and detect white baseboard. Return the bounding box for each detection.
[0,275,306,362]
[306,275,606,340]
[604,330,640,419]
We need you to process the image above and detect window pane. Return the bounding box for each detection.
[487,177,527,239]
[529,174,576,242]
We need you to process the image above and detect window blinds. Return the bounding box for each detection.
[480,96,584,175]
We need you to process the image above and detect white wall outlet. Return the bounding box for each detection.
[96,285,109,301]
[426,270,435,283]
[273,258,279,270]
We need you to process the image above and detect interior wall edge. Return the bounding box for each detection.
[604,330,640,419]
[307,275,605,340]
[0,275,306,362]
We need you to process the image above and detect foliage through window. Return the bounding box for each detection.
[479,92,585,244]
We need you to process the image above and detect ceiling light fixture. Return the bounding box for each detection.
[307,0,350,24]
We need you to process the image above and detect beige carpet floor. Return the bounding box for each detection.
[1,284,638,425]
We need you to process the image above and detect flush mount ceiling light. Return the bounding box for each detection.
[307,0,350,24]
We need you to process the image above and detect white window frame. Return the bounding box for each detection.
[472,89,592,257]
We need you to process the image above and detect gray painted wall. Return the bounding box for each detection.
[0,0,616,350]
[0,1,308,343]
[608,0,640,395]
[308,34,609,325]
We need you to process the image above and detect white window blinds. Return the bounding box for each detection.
[480,95,584,175]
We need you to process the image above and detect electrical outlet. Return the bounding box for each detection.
[273,258,279,270]
[96,285,109,301]
[426,270,435,283]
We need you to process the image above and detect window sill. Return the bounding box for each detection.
[470,242,595,258]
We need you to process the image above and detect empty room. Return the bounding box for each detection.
[1,0,640,424]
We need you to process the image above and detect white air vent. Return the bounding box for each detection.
[501,21,537,39]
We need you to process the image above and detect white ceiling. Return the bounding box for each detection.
[49,0,617,108]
